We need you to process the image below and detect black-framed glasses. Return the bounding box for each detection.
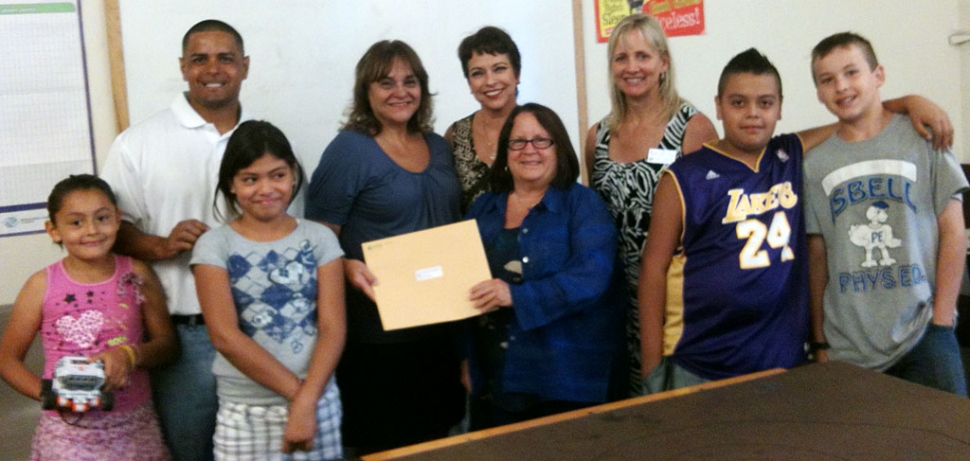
[508,137,555,150]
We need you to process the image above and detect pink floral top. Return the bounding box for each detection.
[40,255,151,414]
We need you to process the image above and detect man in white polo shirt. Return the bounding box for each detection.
[101,19,250,461]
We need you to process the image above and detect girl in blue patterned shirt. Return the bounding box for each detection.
[191,121,345,460]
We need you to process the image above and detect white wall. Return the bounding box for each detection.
[118,0,581,184]
[0,0,116,306]
[962,0,970,155]
[582,1,966,162]
[2,1,968,306]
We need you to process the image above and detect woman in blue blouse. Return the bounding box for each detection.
[465,103,626,429]
[306,40,464,454]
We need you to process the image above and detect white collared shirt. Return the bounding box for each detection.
[101,94,252,315]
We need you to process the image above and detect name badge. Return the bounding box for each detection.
[647,148,677,165]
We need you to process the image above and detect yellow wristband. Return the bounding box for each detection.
[120,345,138,369]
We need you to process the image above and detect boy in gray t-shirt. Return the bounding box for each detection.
[804,32,968,396]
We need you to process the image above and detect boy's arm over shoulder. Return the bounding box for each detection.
[883,95,953,150]
[638,172,684,376]
[797,95,953,155]
[796,124,839,153]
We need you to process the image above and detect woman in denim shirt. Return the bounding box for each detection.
[464,103,627,429]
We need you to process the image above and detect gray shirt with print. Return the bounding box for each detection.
[804,114,968,371]
[190,220,343,405]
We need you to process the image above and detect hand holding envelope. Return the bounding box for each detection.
[361,220,492,330]
[468,278,512,313]
[344,259,378,301]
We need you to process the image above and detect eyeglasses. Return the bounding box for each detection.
[508,137,555,150]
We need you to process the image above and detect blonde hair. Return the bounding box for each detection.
[606,14,681,132]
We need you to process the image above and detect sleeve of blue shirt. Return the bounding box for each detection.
[509,184,619,332]
[305,130,364,225]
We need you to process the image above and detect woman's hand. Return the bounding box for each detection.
[469,279,512,312]
[90,347,134,392]
[344,259,377,302]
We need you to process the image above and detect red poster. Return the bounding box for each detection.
[595,0,705,42]
[645,0,704,37]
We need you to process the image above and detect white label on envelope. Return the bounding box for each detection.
[415,266,444,282]
[647,148,677,165]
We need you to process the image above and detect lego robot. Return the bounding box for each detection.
[41,356,114,412]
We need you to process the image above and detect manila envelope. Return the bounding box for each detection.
[362,219,491,330]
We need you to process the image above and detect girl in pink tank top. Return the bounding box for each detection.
[0,175,177,461]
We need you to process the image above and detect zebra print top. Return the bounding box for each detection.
[590,101,699,296]
[591,101,700,396]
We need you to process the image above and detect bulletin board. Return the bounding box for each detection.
[0,0,95,237]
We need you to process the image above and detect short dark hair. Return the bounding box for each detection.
[489,103,579,193]
[182,19,244,55]
[48,174,117,221]
[343,40,434,136]
[215,120,304,221]
[811,32,878,84]
[718,48,782,98]
[457,26,522,79]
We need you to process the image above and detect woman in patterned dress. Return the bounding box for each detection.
[444,26,521,214]
[584,13,717,396]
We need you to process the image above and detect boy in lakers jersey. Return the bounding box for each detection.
[638,49,837,392]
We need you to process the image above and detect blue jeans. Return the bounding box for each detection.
[642,357,710,395]
[886,323,968,397]
[151,324,218,461]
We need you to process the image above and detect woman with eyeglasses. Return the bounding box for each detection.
[444,26,521,214]
[464,103,626,429]
[583,14,717,396]
[306,40,464,455]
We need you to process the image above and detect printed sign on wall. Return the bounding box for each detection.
[595,0,704,42]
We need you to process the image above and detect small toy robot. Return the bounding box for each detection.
[41,356,114,412]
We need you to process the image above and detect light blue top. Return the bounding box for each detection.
[190,219,343,405]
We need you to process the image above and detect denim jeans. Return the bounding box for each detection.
[151,324,219,461]
[886,323,968,397]
[642,357,710,395]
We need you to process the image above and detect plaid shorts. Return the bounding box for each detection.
[213,380,342,461]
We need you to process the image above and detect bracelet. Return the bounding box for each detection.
[808,341,830,353]
[120,344,139,369]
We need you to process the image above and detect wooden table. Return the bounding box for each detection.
[363,361,970,460]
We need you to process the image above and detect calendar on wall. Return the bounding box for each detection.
[0,1,95,237]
